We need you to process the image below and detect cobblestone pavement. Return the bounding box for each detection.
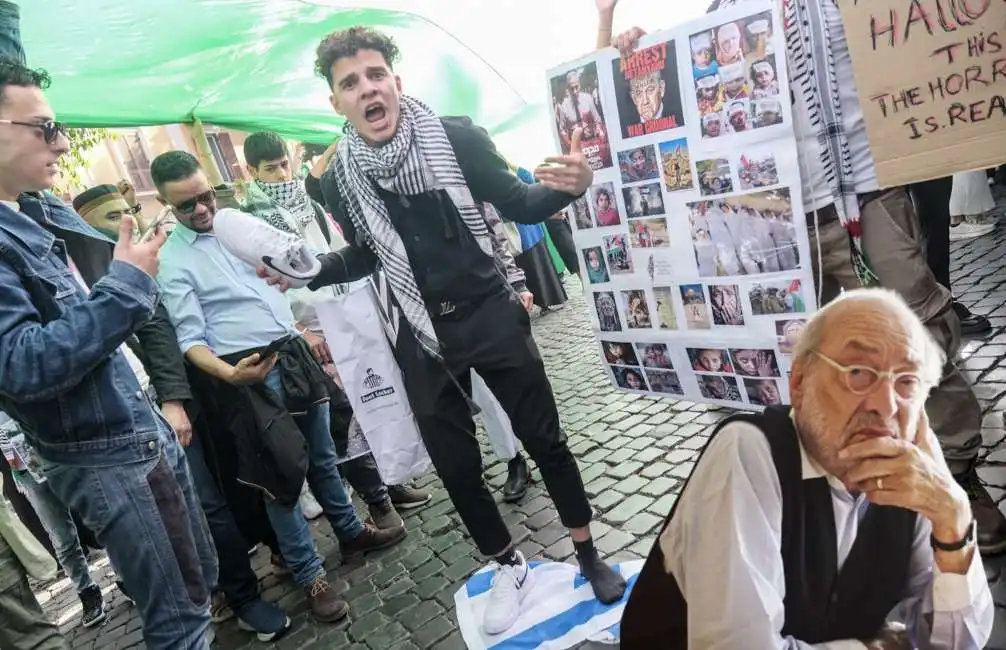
[38,211,1006,649]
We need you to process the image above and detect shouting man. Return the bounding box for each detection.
[290,27,627,635]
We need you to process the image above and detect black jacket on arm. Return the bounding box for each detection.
[308,116,576,299]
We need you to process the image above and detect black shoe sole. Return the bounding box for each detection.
[81,610,107,629]
[390,495,432,510]
[503,485,528,503]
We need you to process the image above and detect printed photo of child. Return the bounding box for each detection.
[688,347,733,374]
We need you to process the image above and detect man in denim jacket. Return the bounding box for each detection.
[0,44,217,650]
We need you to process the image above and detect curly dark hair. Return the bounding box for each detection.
[315,26,400,88]
[0,56,51,103]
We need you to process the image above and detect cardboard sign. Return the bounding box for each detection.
[839,0,1006,187]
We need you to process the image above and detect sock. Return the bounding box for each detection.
[574,538,627,605]
[496,548,520,567]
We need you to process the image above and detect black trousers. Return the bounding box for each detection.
[910,176,954,291]
[395,289,592,555]
[546,218,580,276]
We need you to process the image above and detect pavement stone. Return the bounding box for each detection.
[40,217,1006,648]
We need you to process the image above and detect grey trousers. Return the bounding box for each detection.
[0,536,66,650]
[808,188,982,473]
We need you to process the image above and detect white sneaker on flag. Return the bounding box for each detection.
[483,551,534,635]
[213,208,321,288]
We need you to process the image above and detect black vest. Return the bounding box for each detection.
[620,406,917,648]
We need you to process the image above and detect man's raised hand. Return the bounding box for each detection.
[113,214,166,278]
[535,127,593,196]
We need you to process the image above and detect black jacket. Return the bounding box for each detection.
[308,116,576,300]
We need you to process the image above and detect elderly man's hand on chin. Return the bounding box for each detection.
[839,410,974,574]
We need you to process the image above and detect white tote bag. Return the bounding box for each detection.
[470,370,519,461]
[315,280,432,485]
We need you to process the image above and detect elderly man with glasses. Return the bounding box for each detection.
[621,288,993,650]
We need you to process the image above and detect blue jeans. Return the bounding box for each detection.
[15,471,96,595]
[262,369,363,587]
[40,421,217,650]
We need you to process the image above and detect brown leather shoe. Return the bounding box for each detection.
[368,499,404,530]
[342,522,407,561]
[304,576,349,623]
[960,471,1006,555]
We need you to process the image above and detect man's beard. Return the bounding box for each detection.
[795,389,853,480]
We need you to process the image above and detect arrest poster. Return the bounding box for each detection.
[547,0,816,410]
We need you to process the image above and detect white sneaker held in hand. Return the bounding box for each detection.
[213,208,321,288]
[482,551,534,635]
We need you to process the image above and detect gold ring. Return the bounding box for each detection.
[876,477,884,490]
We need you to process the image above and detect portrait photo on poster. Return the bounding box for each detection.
[658,138,693,192]
[622,289,653,329]
[583,246,611,284]
[698,374,742,402]
[730,348,781,378]
[618,146,661,184]
[653,286,679,330]
[709,283,745,326]
[680,283,712,330]
[696,158,734,196]
[611,39,685,139]
[594,291,622,331]
[738,151,779,190]
[629,217,671,248]
[603,233,634,275]
[602,339,640,366]
[689,347,734,374]
[549,61,613,170]
[744,377,783,406]
[622,182,666,218]
[687,187,799,277]
[775,318,807,354]
[569,196,593,230]
[749,278,806,316]
[646,368,684,395]
[590,182,622,227]
[613,365,649,391]
[636,342,674,369]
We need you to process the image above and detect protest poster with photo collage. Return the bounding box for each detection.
[546,1,815,410]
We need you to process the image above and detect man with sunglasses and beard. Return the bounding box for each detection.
[0,58,218,649]
[280,26,626,636]
[152,150,407,625]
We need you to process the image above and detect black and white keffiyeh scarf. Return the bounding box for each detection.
[246,179,317,235]
[717,0,878,286]
[331,95,494,357]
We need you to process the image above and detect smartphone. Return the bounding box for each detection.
[259,334,292,360]
[139,212,171,243]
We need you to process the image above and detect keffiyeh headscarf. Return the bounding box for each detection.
[716,0,878,286]
[330,95,494,358]
[244,178,317,235]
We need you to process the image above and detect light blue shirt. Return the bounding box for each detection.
[157,222,298,357]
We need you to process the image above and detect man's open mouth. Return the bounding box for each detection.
[364,103,386,123]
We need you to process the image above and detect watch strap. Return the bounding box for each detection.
[930,519,976,552]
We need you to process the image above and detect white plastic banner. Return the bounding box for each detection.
[471,370,518,461]
[316,281,432,485]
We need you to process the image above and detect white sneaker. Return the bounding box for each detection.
[950,221,995,241]
[482,551,534,635]
[213,208,321,288]
[299,482,323,520]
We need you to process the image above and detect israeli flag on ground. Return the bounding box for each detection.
[455,560,644,650]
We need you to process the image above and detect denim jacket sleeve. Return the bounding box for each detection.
[0,259,159,402]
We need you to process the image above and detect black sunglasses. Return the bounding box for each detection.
[0,119,68,144]
[172,189,216,215]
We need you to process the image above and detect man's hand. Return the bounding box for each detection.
[519,291,535,312]
[840,411,972,552]
[595,0,618,12]
[161,400,193,447]
[117,179,138,209]
[256,266,292,293]
[535,127,593,196]
[113,214,166,278]
[613,26,647,57]
[865,622,911,650]
[228,352,277,386]
[303,330,332,365]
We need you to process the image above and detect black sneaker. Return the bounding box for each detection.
[79,584,106,628]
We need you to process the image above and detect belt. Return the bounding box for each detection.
[805,189,886,227]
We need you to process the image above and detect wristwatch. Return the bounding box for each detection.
[930,519,977,551]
